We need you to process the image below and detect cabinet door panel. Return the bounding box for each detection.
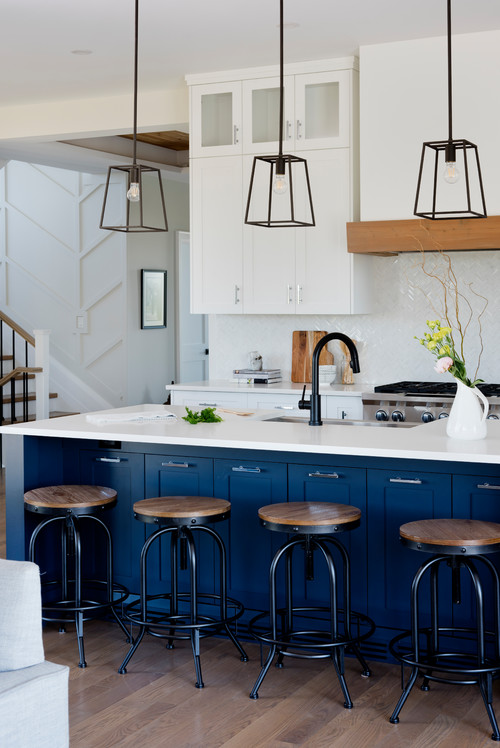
[452,474,500,630]
[367,468,452,631]
[78,450,145,593]
[191,156,243,314]
[144,455,214,595]
[242,76,294,154]
[294,70,350,150]
[214,458,287,613]
[191,82,242,157]
[288,463,367,610]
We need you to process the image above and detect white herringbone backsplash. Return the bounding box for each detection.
[209,251,500,385]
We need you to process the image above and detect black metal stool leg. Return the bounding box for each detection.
[421,560,440,691]
[184,528,204,688]
[71,517,87,668]
[389,666,420,724]
[118,627,147,674]
[166,530,178,650]
[276,543,295,669]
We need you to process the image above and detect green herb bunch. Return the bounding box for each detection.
[182,406,223,424]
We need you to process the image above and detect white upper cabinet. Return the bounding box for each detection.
[187,58,372,315]
[190,81,242,157]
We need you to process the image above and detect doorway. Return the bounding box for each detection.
[175,231,208,383]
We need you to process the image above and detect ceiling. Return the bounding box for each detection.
[3,0,500,108]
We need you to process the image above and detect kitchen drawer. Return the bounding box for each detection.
[246,391,304,416]
[170,390,248,409]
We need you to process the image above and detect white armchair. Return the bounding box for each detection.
[0,558,69,748]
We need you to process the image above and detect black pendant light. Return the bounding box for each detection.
[100,0,168,232]
[245,0,315,228]
[414,0,486,220]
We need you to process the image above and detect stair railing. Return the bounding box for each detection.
[0,312,50,423]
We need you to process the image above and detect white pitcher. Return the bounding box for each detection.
[446,379,489,440]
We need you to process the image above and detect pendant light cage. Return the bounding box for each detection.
[414,139,487,220]
[413,0,486,220]
[99,0,168,233]
[245,154,315,228]
[100,164,168,232]
[245,0,315,228]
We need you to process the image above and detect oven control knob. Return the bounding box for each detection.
[487,414,499,420]
[421,411,435,423]
[375,409,389,421]
[438,412,449,419]
[391,410,405,422]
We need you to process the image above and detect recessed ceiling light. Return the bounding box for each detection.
[71,49,93,56]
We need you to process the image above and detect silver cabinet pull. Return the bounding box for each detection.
[389,477,423,485]
[234,285,240,304]
[274,405,294,410]
[95,457,123,463]
[199,402,217,407]
[308,471,339,479]
[297,120,303,139]
[287,284,293,304]
[233,124,239,144]
[297,285,303,305]
[232,466,261,473]
[161,461,189,468]
[477,483,500,490]
[286,120,292,140]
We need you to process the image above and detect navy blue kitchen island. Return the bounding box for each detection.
[3,404,500,663]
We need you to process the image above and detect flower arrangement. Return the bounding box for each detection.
[415,320,483,387]
[413,249,488,389]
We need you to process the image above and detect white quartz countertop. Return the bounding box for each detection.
[166,380,369,396]
[2,403,500,465]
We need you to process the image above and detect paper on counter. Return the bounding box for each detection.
[86,410,177,425]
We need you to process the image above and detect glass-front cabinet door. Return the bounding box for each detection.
[191,82,242,157]
[242,76,294,154]
[294,70,351,150]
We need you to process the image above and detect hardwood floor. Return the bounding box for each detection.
[0,472,497,746]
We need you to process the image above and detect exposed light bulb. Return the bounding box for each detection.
[273,173,287,195]
[127,182,140,202]
[443,161,460,184]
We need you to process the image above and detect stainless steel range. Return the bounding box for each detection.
[362,381,500,424]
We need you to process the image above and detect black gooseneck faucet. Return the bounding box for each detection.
[298,332,360,426]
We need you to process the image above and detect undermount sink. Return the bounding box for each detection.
[262,415,418,428]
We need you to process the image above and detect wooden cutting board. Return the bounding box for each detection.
[291,331,334,383]
[340,340,356,384]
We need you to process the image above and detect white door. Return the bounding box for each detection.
[175,231,209,383]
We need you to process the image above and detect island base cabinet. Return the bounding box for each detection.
[214,458,287,624]
[287,463,367,613]
[366,468,453,658]
[78,450,146,594]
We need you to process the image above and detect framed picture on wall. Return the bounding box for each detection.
[141,269,167,329]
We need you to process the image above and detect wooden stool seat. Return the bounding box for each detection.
[24,485,117,513]
[258,501,361,534]
[133,496,231,525]
[400,518,500,555]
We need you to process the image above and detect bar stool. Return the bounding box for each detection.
[118,496,248,688]
[24,484,130,668]
[249,501,375,707]
[389,518,500,741]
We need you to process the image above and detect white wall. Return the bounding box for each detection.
[127,176,189,404]
[0,160,189,409]
[208,30,500,386]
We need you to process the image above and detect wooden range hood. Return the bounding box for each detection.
[346,215,500,257]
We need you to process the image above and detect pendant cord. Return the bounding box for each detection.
[447,0,453,143]
[278,0,284,159]
[132,0,139,166]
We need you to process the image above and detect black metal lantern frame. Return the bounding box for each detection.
[245,0,315,228]
[414,138,487,220]
[100,0,168,233]
[245,154,315,228]
[414,0,486,220]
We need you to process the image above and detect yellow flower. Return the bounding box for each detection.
[440,326,452,336]
[427,340,437,350]
[427,320,437,330]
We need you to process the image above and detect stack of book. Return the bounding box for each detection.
[232,368,282,384]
